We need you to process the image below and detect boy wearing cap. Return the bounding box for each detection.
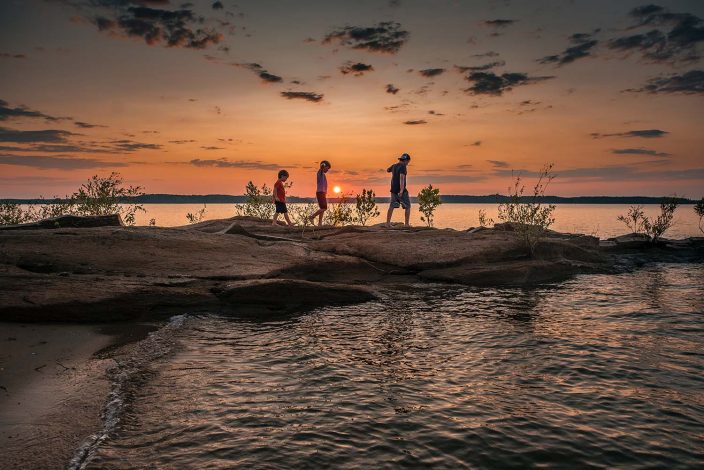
[309,160,331,226]
[272,169,293,226]
[386,153,411,227]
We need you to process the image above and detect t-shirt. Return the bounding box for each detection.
[316,169,327,193]
[273,180,286,202]
[388,162,407,193]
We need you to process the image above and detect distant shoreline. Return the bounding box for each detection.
[1,194,697,205]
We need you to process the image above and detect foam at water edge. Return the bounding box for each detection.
[68,314,189,470]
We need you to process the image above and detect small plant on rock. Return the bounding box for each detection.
[324,192,355,226]
[354,189,380,226]
[695,197,704,235]
[186,204,207,224]
[478,208,494,228]
[72,172,145,225]
[0,203,33,225]
[497,163,557,256]
[643,197,679,242]
[617,205,646,234]
[234,181,275,220]
[418,184,442,227]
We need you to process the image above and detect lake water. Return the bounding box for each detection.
[131,203,703,239]
[75,263,704,469]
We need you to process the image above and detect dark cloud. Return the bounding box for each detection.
[340,62,374,76]
[608,5,704,63]
[212,1,223,9]
[403,120,427,125]
[471,141,482,146]
[323,22,409,54]
[189,158,282,170]
[0,53,26,59]
[169,139,196,144]
[0,127,77,143]
[428,110,444,116]
[472,51,500,58]
[61,1,223,49]
[484,19,516,28]
[419,68,445,77]
[0,99,68,122]
[389,0,401,7]
[455,61,505,72]
[591,129,669,138]
[110,139,162,152]
[234,63,283,83]
[627,69,704,94]
[493,165,704,181]
[612,148,671,157]
[200,146,224,150]
[463,71,554,96]
[74,121,107,128]
[386,83,399,94]
[487,160,509,168]
[0,154,128,170]
[280,91,324,102]
[539,31,599,65]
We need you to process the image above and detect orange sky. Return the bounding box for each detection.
[1,0,703,198]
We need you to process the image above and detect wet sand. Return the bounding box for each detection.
[0,323,153,470]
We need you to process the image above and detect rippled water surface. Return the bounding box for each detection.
[85,264,704,469]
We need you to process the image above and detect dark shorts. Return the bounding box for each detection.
[390,190,410,209]
[316,192,327,210]
[274,201,288,213]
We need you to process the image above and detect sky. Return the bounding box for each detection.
[1,0,703,198]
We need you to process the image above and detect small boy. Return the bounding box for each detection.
[272,169,293,226]
[309,160,331,226]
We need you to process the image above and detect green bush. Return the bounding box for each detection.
[418,184,442,227]
[643,197,679,241]
[234,181,277,220]
[497,163,556,256]
[354,189,379,226]
[324,192,355,226]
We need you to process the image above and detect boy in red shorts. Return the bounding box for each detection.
[272,169,293,226]
[309,160,331,226]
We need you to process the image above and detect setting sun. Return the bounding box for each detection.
[333,186,341,194]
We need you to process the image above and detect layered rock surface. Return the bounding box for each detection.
[0,216,699,322]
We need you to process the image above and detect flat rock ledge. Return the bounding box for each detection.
[0,216,701,322]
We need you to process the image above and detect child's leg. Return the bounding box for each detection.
[317,210,325,226]
[272,212,279,225]
[284,213,293,225]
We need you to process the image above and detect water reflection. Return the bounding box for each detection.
[86,264,704,469]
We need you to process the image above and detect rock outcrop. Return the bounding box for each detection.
[0,216,700,322]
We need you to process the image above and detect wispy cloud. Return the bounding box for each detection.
[234,63,283,83]
[463,71,554,96]
[280,91,324,102]
[339,62,374,76]
[626,70,704,94]
[189,158,285,170]
[0,99,69,122]
[539,31,599,66]
[0,154,128,170]
[591,129,669,139]
[385,83,399,94]
[612,148,671,157]
[403,120,427,125]
[419,68,445,77]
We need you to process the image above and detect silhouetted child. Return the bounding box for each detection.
[309,160,331,226]
[272,169,293,226]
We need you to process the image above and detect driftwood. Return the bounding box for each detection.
[0,214,124,230]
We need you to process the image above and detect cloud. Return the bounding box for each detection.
[484,19,516,28]
[471,140,482,146]
[463,71,554,95]
[0,53,26,59]
[0,99,69,122]
[455,61,506,72]
[403,120,427,125]
[189,158,284,170]
[608,5,704,63]
[280,91,324,102]
[339,62,374,76]
[386,83,399,94]
[212,1,223,9]
[0,127,77,143]
[539,31,599,65]
[472,51,500,58]
[74,121,107,129]
[0,154,128,170]
[234,63,283,83]
[487,160,509,168]
[492,165,704,181]
[627,69,704,94]
[200,146,223,150]
[169,139,196,144]
[591,129,669,138]
[418,68,445,78]
[323,22,409,54]
[61,1,223,50]
[612,148,671,157]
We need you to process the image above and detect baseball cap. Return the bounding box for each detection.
[399,153,411,161]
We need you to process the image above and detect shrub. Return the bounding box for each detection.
[354,189,379,226]
[288,202,318,228]
[478,208,494,228]
[695,198,704,235]
[643,197,679,242]
[186,204,207,224]
[418,184,442,227]
[497,163,556,256]
[0,203,33,225]
[72,172,145,225]
[617,205,646,234]
[324,192,355,226]
[234,181,276,220]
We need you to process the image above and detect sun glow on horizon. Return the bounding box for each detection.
[333,186,341,194]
